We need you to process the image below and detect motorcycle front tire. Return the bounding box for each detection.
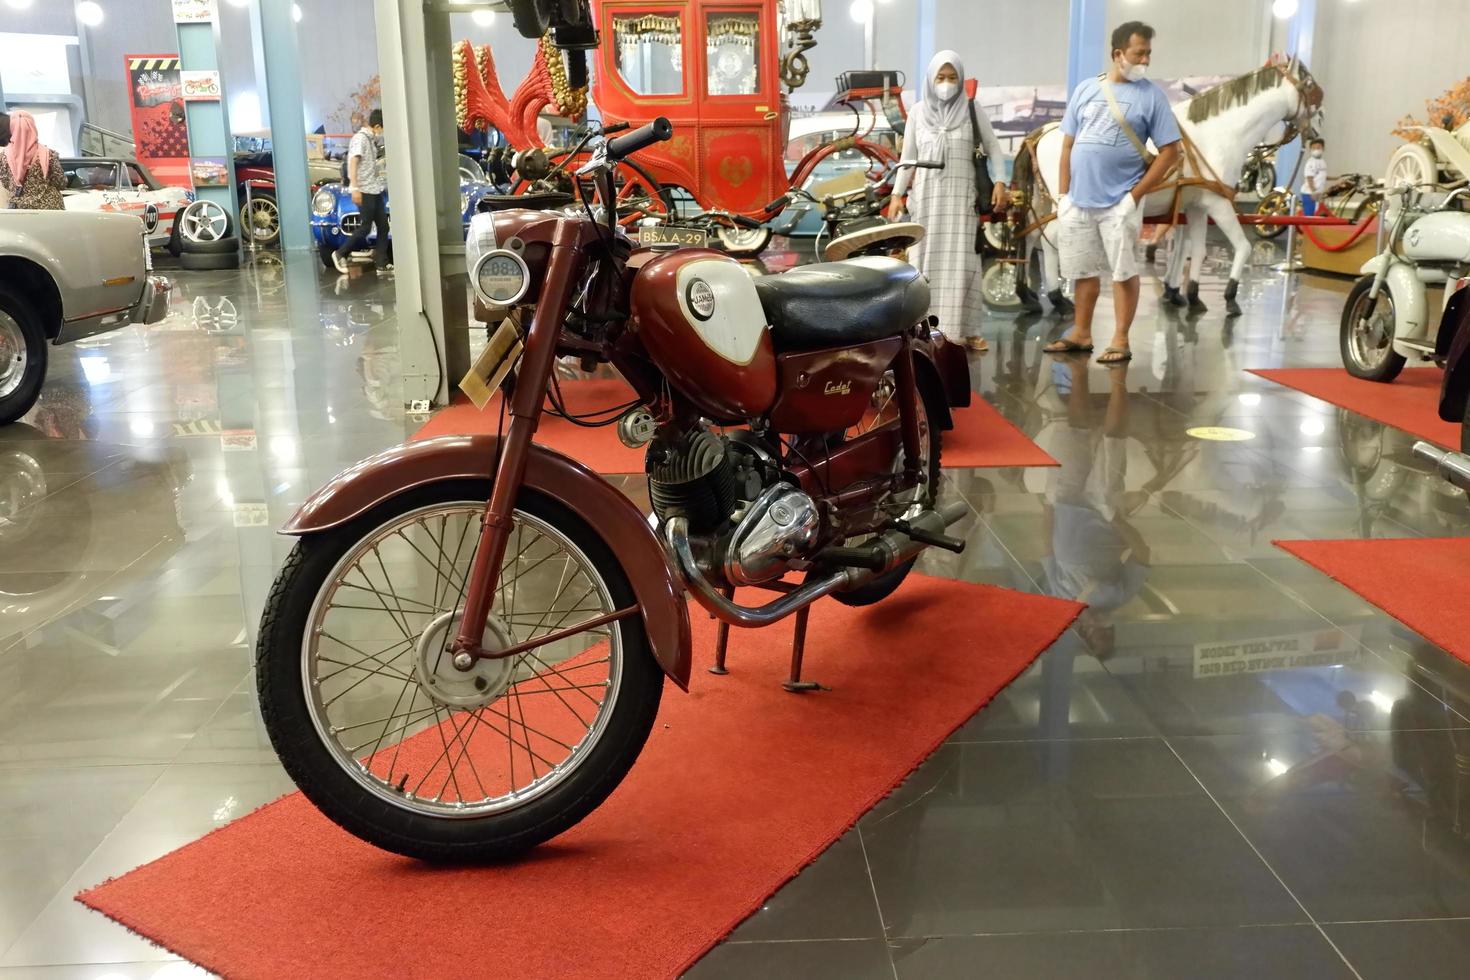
[1339,276,1406,383]
[256,481,665,863]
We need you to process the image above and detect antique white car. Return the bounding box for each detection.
[0,210,171,423]
[59,157,193,253]
[1385,122,1470,192]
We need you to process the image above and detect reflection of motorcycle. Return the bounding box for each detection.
[255,119,974,862]
[1340,185,1470,382]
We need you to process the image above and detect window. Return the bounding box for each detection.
[126,163,152,189]
[613,12,684,96]
[65,163,118,190]
[706,12,759,97]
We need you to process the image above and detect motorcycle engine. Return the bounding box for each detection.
[648,425,821,586]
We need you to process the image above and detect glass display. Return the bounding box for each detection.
[706,12,760,97]
[614,13,684,96]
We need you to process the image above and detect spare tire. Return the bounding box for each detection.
[180,245,241,271]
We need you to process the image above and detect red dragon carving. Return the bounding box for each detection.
[454,35,587,149]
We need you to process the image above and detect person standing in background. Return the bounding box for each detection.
[1043,21,1181,364]
[1300,138,1328,216]
[0,110,66,211]
[887,51,1009,353]
[333,108,390,274]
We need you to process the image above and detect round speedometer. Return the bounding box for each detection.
[472,249,530,306]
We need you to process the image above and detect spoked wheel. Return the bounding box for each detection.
[824,373,942,607]
[1253,190,1291,240]
[1253,161,1277,198]
[1340,275,1405,382]
[241,192,281,247]
[256,481,664,862]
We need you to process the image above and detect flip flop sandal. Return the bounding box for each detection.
[1097,347,1133,363]
[1042,338,1095,353]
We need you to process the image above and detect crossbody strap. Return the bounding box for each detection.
[968,99,985,160]
[1099,78,1154,165]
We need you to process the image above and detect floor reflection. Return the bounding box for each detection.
[4,240,1470,977]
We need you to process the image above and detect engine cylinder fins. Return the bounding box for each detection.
[648,426,738,535]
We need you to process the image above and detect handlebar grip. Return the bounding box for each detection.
[602,121,632,136]
[608,117,673,159]
[731,214,762,229]
[761,196,788,212]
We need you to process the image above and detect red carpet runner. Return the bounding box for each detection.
[1276,537,1470,665]
[412,378,1056,473]
[1248,367,1458,449]
[78,576,1082,979]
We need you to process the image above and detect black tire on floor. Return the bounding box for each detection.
[255,481,665,862]
[829,377,944,607]
[0,286,47,426]
[180,247,241,271]
[182,234,242,256]
[167,221,183,258]
[1340,275,1405,383]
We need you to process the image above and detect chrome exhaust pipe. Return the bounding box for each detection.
[1413,440,1470,493]
[666,497,970,628]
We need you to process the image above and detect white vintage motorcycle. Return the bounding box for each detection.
[1340,185,1470,382]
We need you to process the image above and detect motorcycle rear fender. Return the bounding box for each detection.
[281,435,693,690]
[1359,256,1429,352]
[1437,287,1470,423]
[913,331,973,429]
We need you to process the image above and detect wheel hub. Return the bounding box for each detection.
[0,313,26,398]
[415,610,517,709]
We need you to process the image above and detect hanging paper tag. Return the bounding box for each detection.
[458,315,523,410]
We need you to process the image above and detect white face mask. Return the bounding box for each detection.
[1118,57,1147,82]
[934,80,959,101]
[1311,149,1323,158]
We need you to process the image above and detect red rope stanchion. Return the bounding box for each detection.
[1299,212,1379,252]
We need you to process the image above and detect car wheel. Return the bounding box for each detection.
[177,199,233,247]
[241,190,281,247]
[180,247,241,271]
[182,234,241,256]
[0,287,47,426]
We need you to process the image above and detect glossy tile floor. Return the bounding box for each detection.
[3,238,1470,979]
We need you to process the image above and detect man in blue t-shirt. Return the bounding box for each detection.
[1044,21,1182,365]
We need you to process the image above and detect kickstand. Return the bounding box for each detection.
[782,606,826,693]
[708,586,734,675]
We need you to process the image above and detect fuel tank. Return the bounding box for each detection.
[629,249,777,421]
[1403,211,1470,264]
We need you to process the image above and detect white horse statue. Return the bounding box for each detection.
[1014,57,1322,318]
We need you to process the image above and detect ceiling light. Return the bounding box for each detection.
[471,9,494,27]
[1272,0,1298,18]
[5,0,36,11]
[292,3,302,22]
[76,0,105,26]
[848,0,872,24]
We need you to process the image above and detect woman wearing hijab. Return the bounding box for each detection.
[0,111,66,211]
[887,52,1008,352]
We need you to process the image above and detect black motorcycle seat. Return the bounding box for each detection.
[754,257,930,352]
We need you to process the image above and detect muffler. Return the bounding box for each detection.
[1413,440,1470,493]
[666,498,969,628]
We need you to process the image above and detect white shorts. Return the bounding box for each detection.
[1058,198,1144,282]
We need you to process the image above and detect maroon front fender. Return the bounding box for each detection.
[282,435,692,690]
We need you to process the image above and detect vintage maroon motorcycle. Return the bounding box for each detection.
[256,119,972,861]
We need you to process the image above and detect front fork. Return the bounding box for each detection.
[450,227,581,661]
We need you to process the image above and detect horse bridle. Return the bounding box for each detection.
[1271,58,1324,149]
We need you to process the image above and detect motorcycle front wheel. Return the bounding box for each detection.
[1340,276,1405,383]
[256,481,663,862]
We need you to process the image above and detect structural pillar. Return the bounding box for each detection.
[913,0,935,101]
[175,3,238,229]
[1066,0,1107,97]
[256,0,312,251]
[1274,0,1317,194]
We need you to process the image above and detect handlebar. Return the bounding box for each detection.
[608,117,673,160]
[896,160,944,170]
[601,121,632,136]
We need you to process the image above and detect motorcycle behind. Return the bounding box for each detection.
[1341,185,1470,382]
[254,119,973,861]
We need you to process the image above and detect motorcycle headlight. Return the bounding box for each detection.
[312,189,337,216]
[471,248,530,307]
